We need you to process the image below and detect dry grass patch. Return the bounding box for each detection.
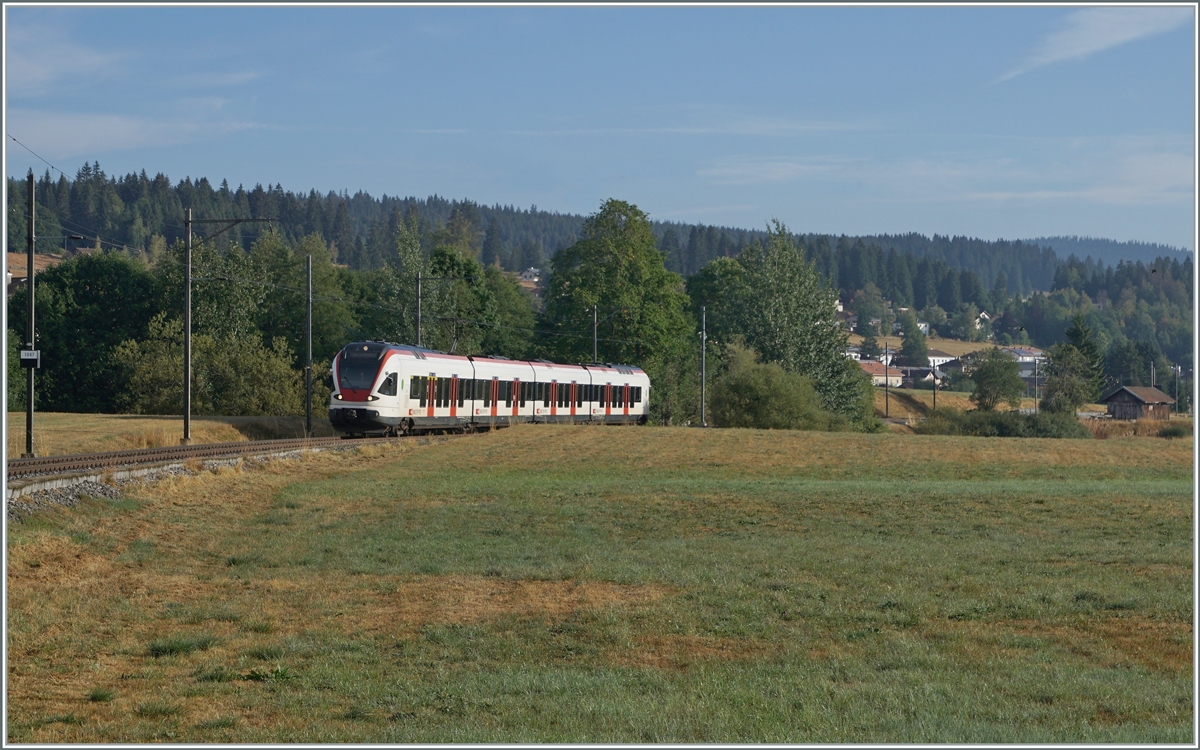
[924,616,1193,675]
[1084,417,1193,440]
[345,575,672,635]
[609,634,774,670]
[5,412,338,456]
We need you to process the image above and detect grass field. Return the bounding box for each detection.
[847,334,994,358]
[6,426,1193,742]
[5,413,336,457]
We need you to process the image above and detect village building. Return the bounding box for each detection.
[859,360,903,388]
[1099,386,1176,421]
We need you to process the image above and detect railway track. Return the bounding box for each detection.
[7,436,359,479]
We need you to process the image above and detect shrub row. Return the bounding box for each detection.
[913,408,1090,438]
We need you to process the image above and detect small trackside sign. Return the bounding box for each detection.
[19,349,40,369]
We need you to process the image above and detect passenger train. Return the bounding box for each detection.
[328,340,651,436]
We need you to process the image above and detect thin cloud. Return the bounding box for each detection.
[697,156,857,186]
[507,119,865,138]
[1000,6,1192,81]
[7,109,260,158]
[5,28,128,96]
[173,71,264,88]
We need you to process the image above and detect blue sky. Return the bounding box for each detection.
[4,4,1196,251]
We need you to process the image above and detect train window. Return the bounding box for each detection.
[419,377,428,408]
[410,376,420,399]
[575,383,583,408]
[378,373,397,396]
[634,386,642,403]
[440,378,450,408]
[457,379,466,407]
[483,379,492,407]
[502,380,511,407]
[519,381,528,407]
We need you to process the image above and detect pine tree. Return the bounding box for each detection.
[481,220,503,267]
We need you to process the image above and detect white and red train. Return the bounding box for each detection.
[328,340,651,436]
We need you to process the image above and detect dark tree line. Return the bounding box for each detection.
[13,162,1189,304]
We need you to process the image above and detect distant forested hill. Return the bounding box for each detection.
[1022,236,1192,268]
[4,164,1184,299]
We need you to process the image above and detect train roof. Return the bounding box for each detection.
[339,342,644,374]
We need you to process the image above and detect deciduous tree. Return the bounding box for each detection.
[968,347,1024,411]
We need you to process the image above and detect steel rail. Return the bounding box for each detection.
[6,436,366,479]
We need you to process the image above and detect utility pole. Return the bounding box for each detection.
[306,254,313,438]
[700,306,707,427]
[592,304,598,364]
[933,371,938,410]
[183,209,193,444]
[884,341,889,419]
[22,171,36,457]
[1033,358,1038,415]
[1150,360,1155,388]
[1175,364,1180,414]
[416,271,422,347]
[181,213,272,445]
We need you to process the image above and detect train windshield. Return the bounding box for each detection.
[339,343,387,390]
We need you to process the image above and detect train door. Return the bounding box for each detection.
[604,383,612,417]
[449,376,458,419]
[623,384,630,417]
[569,382,577,418]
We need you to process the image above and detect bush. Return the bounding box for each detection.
[708,344,845,431]
[914,408,1090,438]
[1159,422,1191,439]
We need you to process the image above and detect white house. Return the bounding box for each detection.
[519,267,541,283]
[926,349,957,369]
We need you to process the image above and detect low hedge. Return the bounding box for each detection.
[914,407,1090,438]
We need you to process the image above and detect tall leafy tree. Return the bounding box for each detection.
[968,347,1024,411]
[685,256,748,346]
[479,265,536,358]
[540,198,694,423]
[8,252,158,412]
[733,222,874,425]
[421,245,493,355]
[852,283,888,336]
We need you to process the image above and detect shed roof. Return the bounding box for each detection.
[1100,386,1176,405]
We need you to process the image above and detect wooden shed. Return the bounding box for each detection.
[1100,386,1176,421]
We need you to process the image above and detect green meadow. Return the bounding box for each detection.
[6,426,1193,742]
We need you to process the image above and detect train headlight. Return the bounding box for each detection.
[334,394,343,400]
[367,395,380,401]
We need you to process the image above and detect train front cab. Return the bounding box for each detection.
[329,341,410,436]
